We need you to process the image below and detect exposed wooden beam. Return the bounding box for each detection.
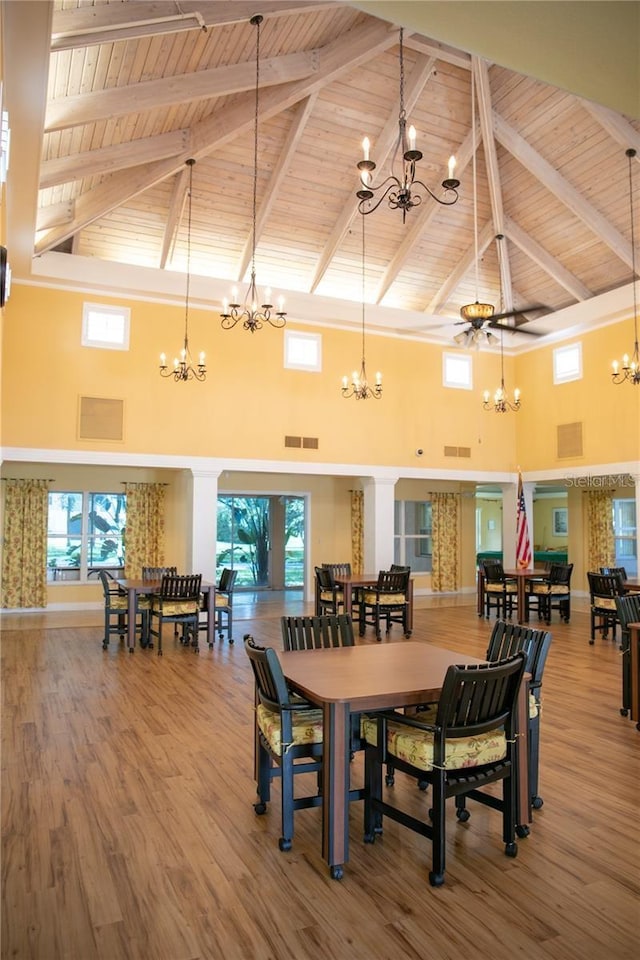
[50,1,338,51]
[45,51,320,132]
[35,19,397,255]
[473,57,512,312]
[39,130,190,188]
[403,33,471,71]
[160,165,191,270]
[236,95,318,284]
[426,220,494,316]
[580,101,640,154]
[494,111,633,269]
[36,200,74,232]
[504,215,592,302]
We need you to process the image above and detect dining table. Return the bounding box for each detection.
[477,566,547,623]
[116,577,216,651]
[277,640,531,879]
[319,572,415,633]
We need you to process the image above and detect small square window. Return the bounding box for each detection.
[284,330,322,371]
[82,303,130,350]
[553,342,582,384]
[443,352,472,390]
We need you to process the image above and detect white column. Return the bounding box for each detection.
[362,476,398,571]
[189,469,220,582]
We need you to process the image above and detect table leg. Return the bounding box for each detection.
[127,587,136,653]
[517,577,527,624]
[342,581,353,618]
[515,679,531,833]
[406,579,414,632]
[477,569,485,617]
[322,700,351,879]
[630,625,640,727]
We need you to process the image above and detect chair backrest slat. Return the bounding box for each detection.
[281,614,355,651]
[143,565,177,580]
[159,573,202,600]
[218,568,238,592]
[436,653,527,736]
[376,569,408,593]
[244,635,292,708]
[588,572,625,600]
[486,620,552,688]
[322,562,351,578]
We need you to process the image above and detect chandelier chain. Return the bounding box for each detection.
[611,148,639,384]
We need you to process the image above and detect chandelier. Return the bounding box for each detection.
[160,158,206,382]
[611,148,639,385]
[483,328,521,413]
[342,215,382,400]
[355,27,459,222]
[220,15,286,332]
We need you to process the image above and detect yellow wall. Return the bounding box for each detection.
[515,324,640,470]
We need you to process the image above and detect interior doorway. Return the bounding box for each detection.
[216,495,305,591]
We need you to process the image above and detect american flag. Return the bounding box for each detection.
[516,473,532,569]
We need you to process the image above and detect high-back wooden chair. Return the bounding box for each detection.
[482,561,518,620]
[526,562,573,624]
[99,570,147,653]
[244,635,323,853]
[149,573,202,656]
[358,569,411,640]
[314,566,344,616]
[587,572,625,644]
[362,653,527,887]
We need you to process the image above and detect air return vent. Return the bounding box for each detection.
[444,445,471,458]
[557,422,583,459]
[285,436,319,449]
[78,396,124,441]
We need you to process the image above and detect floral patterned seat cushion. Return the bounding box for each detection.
[362,591,406,604]
[593,596,617,610]
[215,595,229,608]
[485,583,517,594]
[320,590,344,602]
[361,713,507,771]
[256,703,323,756]
[531,583,569,595]
[157,601,199,616]
[109,594,129,610]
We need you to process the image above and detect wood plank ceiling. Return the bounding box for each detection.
[22,1,640,345]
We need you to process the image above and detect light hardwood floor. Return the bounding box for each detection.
[1,597,638,960]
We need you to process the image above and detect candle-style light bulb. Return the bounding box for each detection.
[448,155,456,179]
[612,359,619,374]
[408,126,416,151]
[199,352,205,366]
[160,352,166,367]
[362,137,370,162]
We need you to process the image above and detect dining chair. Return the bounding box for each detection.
[315,565,344,616]
[99,570,147,653]
[526,562,573,624]
[615,593,640,719]
[244,634,323,852]
[281,613,361,754]
[148,573,202,656]
[207,567,238,645]
[587,572,625,644]
[601,567,640,594]
[482,561,518,620]
[362,652,527,887]
[358,569,411,640]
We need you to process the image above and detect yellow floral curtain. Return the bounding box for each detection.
[586,489,615,570]
[350,490,364,574]
[2,479,50,608]
[431,492,459,592]
[123,483,165,578]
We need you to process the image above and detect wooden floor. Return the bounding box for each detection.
[2,596,638,960]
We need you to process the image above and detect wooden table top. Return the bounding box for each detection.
[278,641,485,708]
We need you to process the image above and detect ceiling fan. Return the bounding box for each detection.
[453,302,546,347]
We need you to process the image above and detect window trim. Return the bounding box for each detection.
[442,351,473,390]
[82,302,130,351]
[284,330,322,372]
[553,341,582,384]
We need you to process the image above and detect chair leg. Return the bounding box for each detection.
[363,745,383,841]
[279,752,295,852]
[529,716,543,809]
[429,770,447,887]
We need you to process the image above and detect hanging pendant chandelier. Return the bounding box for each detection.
[159,158,206,382]
[342,215,382,400]
[483,327,521,412]
[220,14,286,332]
[356,27,459,222]
[611,148,639,385]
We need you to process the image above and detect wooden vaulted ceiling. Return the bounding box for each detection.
[6,0,640,346]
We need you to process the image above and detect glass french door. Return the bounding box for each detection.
[216,495,305,589]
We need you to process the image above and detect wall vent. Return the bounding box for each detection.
[444,445,471,458]
[302,436,319,450]
[284,435,302,448]
[557,421,583,459]
[78,396,124,441]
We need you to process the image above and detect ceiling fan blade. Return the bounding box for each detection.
[489,306,546,324]
[488,321,542,336]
